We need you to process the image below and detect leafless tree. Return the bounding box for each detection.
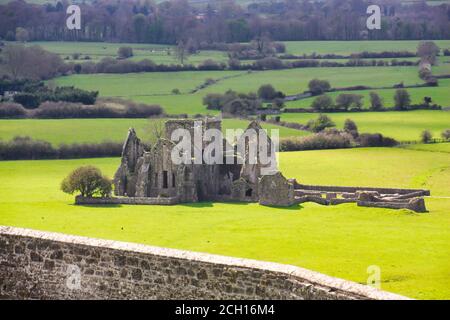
[174,40,190,65]
[147,118,165,144]
[417,41,440,65]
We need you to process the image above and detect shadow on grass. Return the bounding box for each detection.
[70,204,123,209]
[179,201,304,211]
[261,203,304,210]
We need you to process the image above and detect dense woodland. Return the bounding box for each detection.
[0,0,449,44]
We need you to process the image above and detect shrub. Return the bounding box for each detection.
[53,86,98,105]
[198,59,225,70]
[419,67,432,81]
[280,132,352,152]
[0,102,27,118]
[273,98,285,109]
[308,79,331,95]
[369,92,383,111]
[358,133,398,147]
[202,90,261,115]
[421,130,433,143]
[32,101,163,119]
[311,95,334,111]
[0,136,122,160]
[118,46,133,59]
[172,88,180,95]
[61,166,112,198]
[58,141,122,159]
[441,129,450,141]
[228,58,241,70]
[336,94,363,111]
[343,119,358,138]
[0,136,57,160]
[13,93,40,109]
[272,42,286,53]
[203,93,223,110]
[123,102,163,118]
[394,89,411,110]
[253,57,284,70]
[306,114,336,133]
[74,64,82,74]
[257,84,278,100]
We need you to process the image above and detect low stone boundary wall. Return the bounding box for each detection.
[294,183,430,196]
[75,196,179,205]
[0,226,409,300]
[358,199,426,212]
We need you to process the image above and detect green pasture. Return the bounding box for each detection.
[200,66,422,94]
[53,66,425,114]
[283,40,450,56]
[0,118,308,146]
[401,142,450,153]
[55,66,423,97]
[25,41,228,65]
[281,110,450,142]
[285,79,450,109]
[0,147,448,299]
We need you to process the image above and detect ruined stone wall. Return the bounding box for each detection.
[295,183,430,196]
[0,226,409,300]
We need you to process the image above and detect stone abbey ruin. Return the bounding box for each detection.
[76,119,429,212]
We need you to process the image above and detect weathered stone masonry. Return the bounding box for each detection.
[0,226,409,300]
[81,118,429,212]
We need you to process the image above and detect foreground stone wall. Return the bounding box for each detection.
[0,226,409,300]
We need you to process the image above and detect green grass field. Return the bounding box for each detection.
[22,40,450,64]
[53,66,426,115]
[54,66,423,97]
[285,79,450,109]
[283,40,450,56]
[0,110,446,145]
[0,118,308,146]
[0,147,448,299]
[281,110,450,141]
[25,41,229,65]
[402,142,450,153]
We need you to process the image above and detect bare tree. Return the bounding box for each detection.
[147,118,165,144]
[1,44,63,80]
[2,45,28,79]
[174,40,190,65]
[417,41,440,65]
[15,27,29,42]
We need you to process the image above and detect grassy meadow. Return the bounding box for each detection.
[285,79,450,110]
[1,39,449,299]
[26,41,229,65]
[281,110,450,141]
[52,65,434,115]
[0,118,308,146]
[0,146,448,299]
[283,40,450,56]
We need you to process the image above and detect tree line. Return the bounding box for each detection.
[0,0,448,44]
